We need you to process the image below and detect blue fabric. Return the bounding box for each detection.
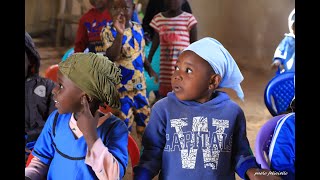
[183,37,244,101]
[134,91,258,180]
[132,10,141,24]
[268,113,295,180]
[273,35,295,74]
[32,110,129,179]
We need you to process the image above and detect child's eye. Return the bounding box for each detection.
[186,68,192,74]
[175,66,180,71]
[59,84,64,89]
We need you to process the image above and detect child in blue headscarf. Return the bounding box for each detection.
[134,37,281,180]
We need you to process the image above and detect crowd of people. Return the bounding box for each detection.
[25,0,295,179]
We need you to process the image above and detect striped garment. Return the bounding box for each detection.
[150,12,197,91]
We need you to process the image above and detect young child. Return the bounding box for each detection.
[147,0,198,98]
[74,0,141,55]
[25,32,56,159]
[142,0,193,43]
[74,0,111,54]
[271,8,295,74]
[133,37,281,180]
[25,53,129,180]
[100,0,158,141]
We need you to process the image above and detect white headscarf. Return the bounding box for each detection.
[183,37,245,101]
[286,8,295,38]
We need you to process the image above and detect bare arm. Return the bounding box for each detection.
[147,31,160,63]
[189,24,198,43]
[105,14,126,62]
[144,58,159,83]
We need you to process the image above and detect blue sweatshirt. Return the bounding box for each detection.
[134,91,258,180]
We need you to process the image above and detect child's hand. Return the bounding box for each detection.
[113,13,126,35]
[77,95,98,149]
[144,60,159,83]
[270,61,281,69]
[149,69,159,83]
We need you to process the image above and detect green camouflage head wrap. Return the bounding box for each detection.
[58,52,122,109]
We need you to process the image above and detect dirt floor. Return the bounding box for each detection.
[34,36,275,180]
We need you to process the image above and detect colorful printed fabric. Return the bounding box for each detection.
[119,90,150,129]
[101,21,147,92]
[101,21,151,129]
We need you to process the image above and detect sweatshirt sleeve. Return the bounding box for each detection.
[233,108,260,179]
[134,103,167,179]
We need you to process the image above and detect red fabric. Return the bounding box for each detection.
[74,8,111,53]
[128,134,140,168]
[45,64,59,82]
[26,153,34,167]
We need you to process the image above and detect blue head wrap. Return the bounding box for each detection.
[183,37,245,101]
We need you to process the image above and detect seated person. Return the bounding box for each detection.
[25,32,56,161]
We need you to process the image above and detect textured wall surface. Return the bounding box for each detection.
[189,0,295,72]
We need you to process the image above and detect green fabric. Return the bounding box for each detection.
[59,52,122,109]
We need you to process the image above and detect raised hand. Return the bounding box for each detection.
[113,13,126,35]
[77,95,98,149]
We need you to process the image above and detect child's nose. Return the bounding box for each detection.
[174,73,182,81]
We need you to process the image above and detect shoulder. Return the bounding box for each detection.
[276,113,295,132]
[101,115,128,132]
[151,97,171,113]
[79,8,96,20]
[28,76,55,96]
[152,12,163,20]
[216,91,244,114]
[182,12,196,18]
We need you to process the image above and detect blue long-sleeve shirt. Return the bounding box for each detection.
[134,91,259,180]
[32,110,128,179]
[273,34,295,73]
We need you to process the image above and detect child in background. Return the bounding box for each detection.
[25,53,128,180]
[74,0,141,55]
[25,32,56,160]
[134,37,281,180]
[74,0,111,54]
[147,0,197,98]
[271,9,295,74]
[101,0,158,141]
[142,0,193,43]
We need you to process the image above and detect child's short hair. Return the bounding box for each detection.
[25,32,41,74]
[58,52,122,108]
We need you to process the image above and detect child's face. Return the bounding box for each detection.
[109,0,134,23]
[52,70,86,114]
[171,51,218,103]
[164,0,184,11]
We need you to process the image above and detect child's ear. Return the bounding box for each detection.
[209,74,221,90]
